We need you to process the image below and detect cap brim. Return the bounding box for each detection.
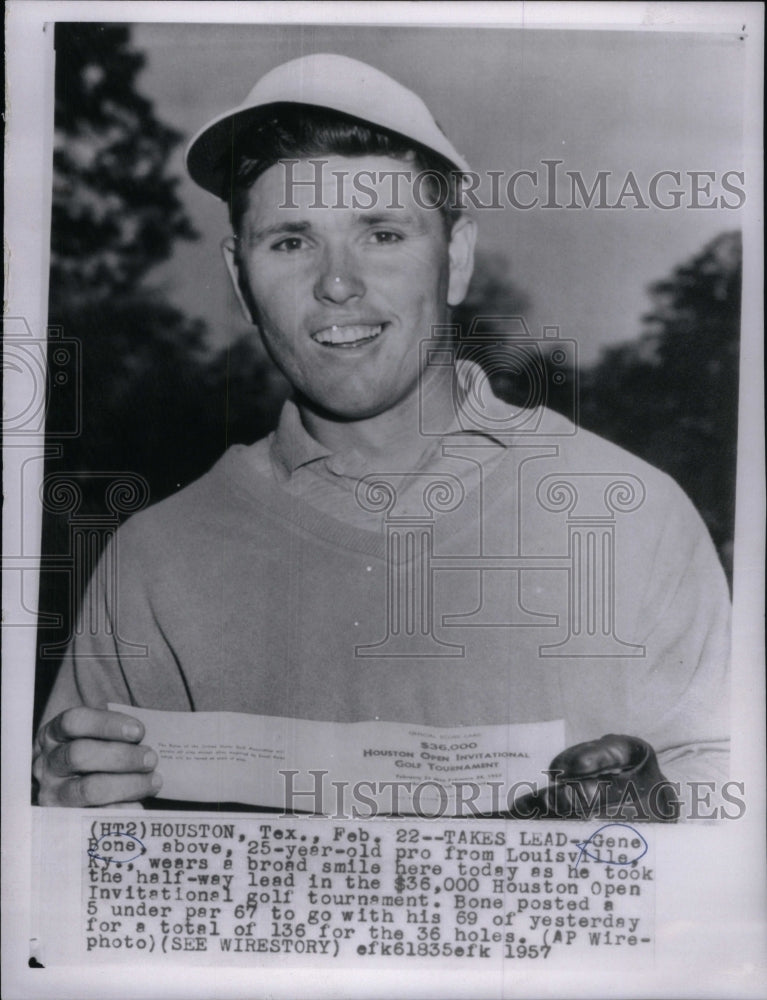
[186,101,470,202]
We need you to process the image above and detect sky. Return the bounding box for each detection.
[133,22,747,364]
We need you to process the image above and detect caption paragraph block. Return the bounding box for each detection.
[81,816,656,966]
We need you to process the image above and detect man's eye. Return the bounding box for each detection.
[272,236,306,252]
[370,231,403,245]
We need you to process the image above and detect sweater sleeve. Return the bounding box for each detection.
[37,511,197,733]
[37,535,136,731]
[627,482,731,813]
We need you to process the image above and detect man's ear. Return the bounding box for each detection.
[221,236,257,325]
[446,214,477,307]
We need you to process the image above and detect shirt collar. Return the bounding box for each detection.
[270,364,514,479]
[270,398,333,478]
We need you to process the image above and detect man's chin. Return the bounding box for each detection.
[300,393,404,424]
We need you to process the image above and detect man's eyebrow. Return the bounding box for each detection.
[247,220,312,242]
[355,211,423,228]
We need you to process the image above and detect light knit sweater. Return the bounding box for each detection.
[42,406,730,793]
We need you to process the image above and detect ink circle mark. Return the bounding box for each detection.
[87,831,146,866]
[574,823,648,867]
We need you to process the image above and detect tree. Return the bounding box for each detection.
[576,231,741,582]
[47,23,218,485]
[51,23,196,303]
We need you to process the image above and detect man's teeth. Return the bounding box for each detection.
[312,324,383,346]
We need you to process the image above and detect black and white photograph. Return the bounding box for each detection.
[3,2,765,998]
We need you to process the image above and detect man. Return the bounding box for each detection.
[34,54,730,817]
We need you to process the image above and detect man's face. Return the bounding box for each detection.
[224,155,475,420]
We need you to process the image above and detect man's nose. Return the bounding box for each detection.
[313,251,365,304]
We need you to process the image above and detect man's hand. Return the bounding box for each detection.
[33,707,162,807]
[512,734,679,822]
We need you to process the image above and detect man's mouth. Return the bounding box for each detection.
[311,324,385,348]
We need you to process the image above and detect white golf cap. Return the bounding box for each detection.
[186,52,471,200]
